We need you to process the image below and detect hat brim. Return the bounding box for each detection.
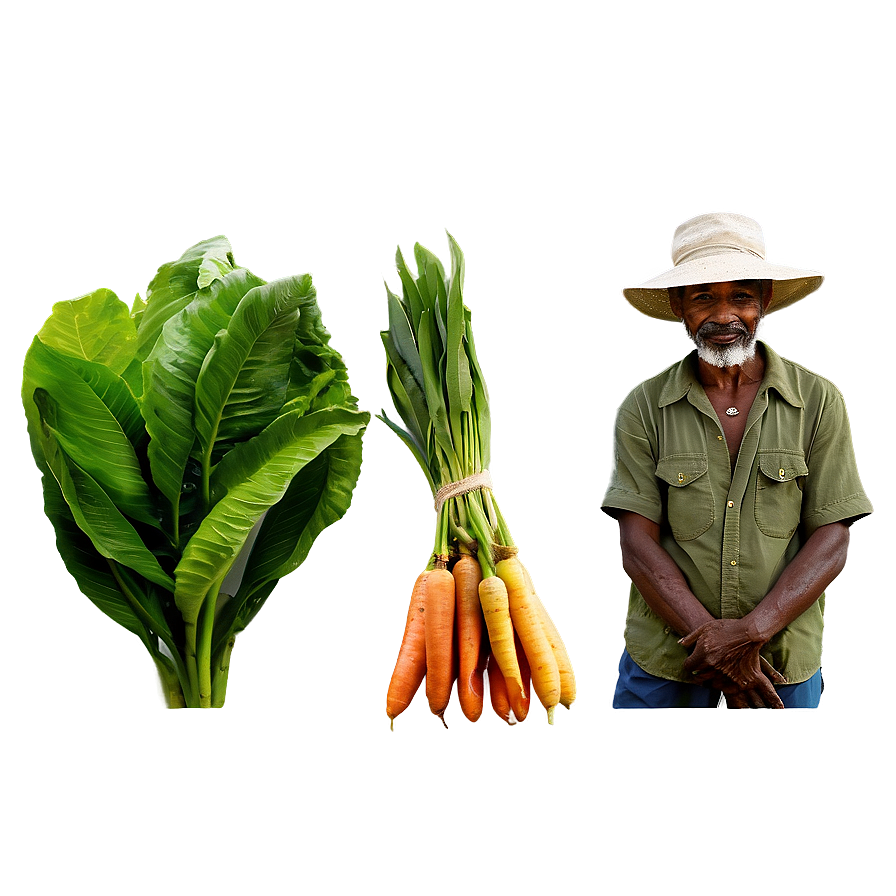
[623,254,823,321]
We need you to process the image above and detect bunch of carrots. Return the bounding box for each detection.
[380,235,575,728]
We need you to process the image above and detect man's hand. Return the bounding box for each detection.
[679,619,786,709]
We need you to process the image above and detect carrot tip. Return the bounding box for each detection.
[547,705,556,725]
[437,712,448,730]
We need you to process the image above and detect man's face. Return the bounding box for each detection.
[669,279,768,369]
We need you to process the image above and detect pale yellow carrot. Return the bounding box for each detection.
[497,556,560,723]
[479,575,525,707]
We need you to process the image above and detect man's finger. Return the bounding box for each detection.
[759,656,788,685]
[746,689,769,709]
[681,648,710,675]
[755,676,785,709]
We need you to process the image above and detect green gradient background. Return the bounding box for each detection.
[2,2,896,894]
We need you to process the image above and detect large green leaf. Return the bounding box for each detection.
[214,426,366,651]
[48,346,145,448]
[280,369,336,417]
[141,267,265,517]
[285,286,358,413]
[37,288,137,375]
[293,277,334,347]
[209,406,368,503]
[193,276,312,471]
[286,344,354,409]
[136,236,237,361]
[34,407,175,592]
[40,469,148,639]
[174,408,368,625]
[40,465,180,684]
[23,339,157,526]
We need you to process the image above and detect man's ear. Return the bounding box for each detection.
[668,286,683,319]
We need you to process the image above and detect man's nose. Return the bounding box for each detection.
[712,299,742,322]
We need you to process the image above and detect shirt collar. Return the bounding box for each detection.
[657,342,804,409]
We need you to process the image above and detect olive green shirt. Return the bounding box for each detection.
[601,343,873,683]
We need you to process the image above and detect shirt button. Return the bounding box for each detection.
[730,560,737,566]
[779,469,786,479]
[727,501,734,508]
[718,435,724,441]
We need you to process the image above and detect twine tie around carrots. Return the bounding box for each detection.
[434,470,493,512]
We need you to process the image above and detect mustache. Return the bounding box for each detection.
[695,320,751,339]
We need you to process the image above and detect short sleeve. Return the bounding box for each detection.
[801,389,873,535]
[601,402,663,523]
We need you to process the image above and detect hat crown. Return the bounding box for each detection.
[671,212,766,267]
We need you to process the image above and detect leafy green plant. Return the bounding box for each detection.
[23,237,369,707]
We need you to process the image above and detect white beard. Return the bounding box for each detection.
[688,318,762,369]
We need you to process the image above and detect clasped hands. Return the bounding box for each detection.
[679,618,787,709]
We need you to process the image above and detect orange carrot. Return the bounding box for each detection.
[487,636,530,724]
[479,575,524,707]
[386,570,429,729]
[497,556,560,723]
[424,566,456,726]
[486,651,515,725]
[522,564,576,709]
[453,553,485,722]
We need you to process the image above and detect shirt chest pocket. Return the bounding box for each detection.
[655,454,713,541]
[755,451,808,538]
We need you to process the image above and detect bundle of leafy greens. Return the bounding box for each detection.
[23,237,369,708]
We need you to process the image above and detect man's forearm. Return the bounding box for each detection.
[743,521,850,643]
[618,511,714,636]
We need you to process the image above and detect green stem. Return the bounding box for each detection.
[463,492,496,577]
[184,619,201,707]
[490,495,514,547]
[196,582,223,707]
[170,495,181,549]
[448,506,476,549]
[154,656,187,708]
[108,561,195,707]
[211,635,236,708]
[462,411,472,476]
[482,487,498,532]
[432,503,450,564]
[200,450,213,516]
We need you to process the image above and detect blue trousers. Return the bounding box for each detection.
[613,650,823,708]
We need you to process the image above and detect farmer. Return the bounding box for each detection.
[601,212,872,708]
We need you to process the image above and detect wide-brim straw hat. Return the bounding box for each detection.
[623,212,824,321]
